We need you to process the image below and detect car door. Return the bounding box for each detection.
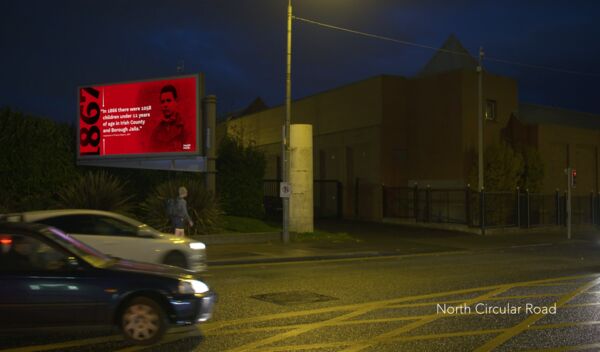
[35,214,154,263]
[0,233,110,328]
[81,215,147,261]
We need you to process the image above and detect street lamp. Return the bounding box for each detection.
[282,0,292,243]
[478,47,484,192]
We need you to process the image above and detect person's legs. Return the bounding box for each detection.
[174,228,185,237]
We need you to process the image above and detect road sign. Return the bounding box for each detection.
[280,182,291,198]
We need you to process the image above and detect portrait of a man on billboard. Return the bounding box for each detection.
[148,84,194,152]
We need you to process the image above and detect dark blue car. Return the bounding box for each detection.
[0,222,216,345]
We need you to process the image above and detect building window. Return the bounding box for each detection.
[485,100,497,121]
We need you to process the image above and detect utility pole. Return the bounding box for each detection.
[282,0,292,243]
[565,167,573,240]
[477,46,485,191]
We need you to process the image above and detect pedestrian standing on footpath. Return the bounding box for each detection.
[170,186,194,237]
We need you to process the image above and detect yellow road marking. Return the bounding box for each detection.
[237,328,507,352]
[250,319,600,352]
[473,277,600,352]
[339,285,514,352]
[223,302,386,352]
[233,320,600,352]
[530,283,581,287]
[204,316,423,336]
[211,274,597,352]
[207,291,567,337]
[3,274,596,352]
[203,274,593,333]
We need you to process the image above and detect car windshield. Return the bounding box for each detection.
[115,214,162,236]
[41,227,116,268]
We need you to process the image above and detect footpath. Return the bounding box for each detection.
[205,220,600,266]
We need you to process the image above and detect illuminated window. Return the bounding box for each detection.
[485,100,497,121]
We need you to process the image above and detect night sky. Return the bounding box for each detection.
[1,0,599,124]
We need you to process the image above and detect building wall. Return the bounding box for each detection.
[380,76,408,187]
[218,76,385,219]
[406,70,465,187]
[460,70,519,188]
[217,69,600,222]
[381,69,519,189]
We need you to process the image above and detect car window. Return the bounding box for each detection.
[41,228,114,268]
[35,215,93,235]
[36,215,138,237]
[88,216,138,237]
[0,234,69,272]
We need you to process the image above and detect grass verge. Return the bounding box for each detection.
[217,216,358,243]
[292,230,359,243]
[219,215,280,233]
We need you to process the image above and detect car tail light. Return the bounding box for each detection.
[0,237,12,245]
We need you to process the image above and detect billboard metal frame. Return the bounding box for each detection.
[76,73,205,165]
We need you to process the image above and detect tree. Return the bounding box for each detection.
[518,147,544,193]
[469,142,524,191]
[468,143,545,226]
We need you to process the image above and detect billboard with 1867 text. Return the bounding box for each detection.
[78,74,201,159]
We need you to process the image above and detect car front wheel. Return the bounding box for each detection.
[121,297,167,345]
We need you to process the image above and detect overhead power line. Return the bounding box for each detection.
[294,16,471,58]
[293,15,600,78]
[483,57,599,77]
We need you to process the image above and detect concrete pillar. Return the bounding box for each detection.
[203,95,217,193]
[290,124,313,233]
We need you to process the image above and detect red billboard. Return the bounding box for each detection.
[78,74,202,158]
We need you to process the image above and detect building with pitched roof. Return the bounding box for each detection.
[218,35,600,221]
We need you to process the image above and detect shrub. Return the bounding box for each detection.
[139,179,221,236]
[469,143,524,191]
[216,133,266,218]
[54,170,135,214]
[518,147,544,193]
[0,108,78,211]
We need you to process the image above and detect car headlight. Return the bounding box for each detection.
[189,242,206,250]
[178,279,209,294]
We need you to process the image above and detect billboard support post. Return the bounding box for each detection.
[203,95,217,193]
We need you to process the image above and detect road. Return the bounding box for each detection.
[3,240,600,351]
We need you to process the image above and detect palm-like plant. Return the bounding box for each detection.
[139,180,221,236]
[54,170,134,215]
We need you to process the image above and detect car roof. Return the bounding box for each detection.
[0,221,49,234]
[3,209,131,222]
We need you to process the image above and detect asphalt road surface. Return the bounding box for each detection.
[3,240,600,351]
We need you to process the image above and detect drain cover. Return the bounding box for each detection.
[251,291,337,306]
